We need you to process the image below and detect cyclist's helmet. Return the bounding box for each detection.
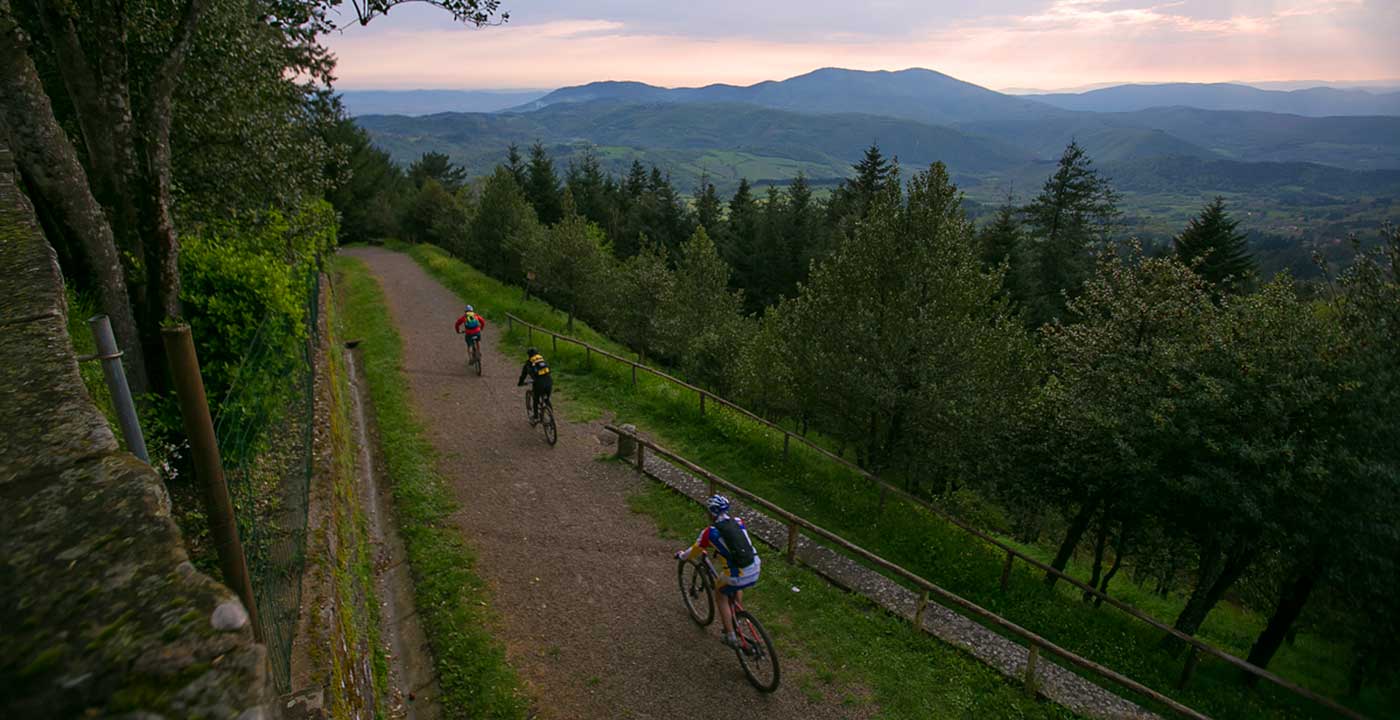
[527,346,538,357]
[465,304,474,312]
[707,494,731,516]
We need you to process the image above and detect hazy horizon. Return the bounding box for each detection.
[325,1,1400,92]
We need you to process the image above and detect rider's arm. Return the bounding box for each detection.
[517,362,529,386]
[676,526,714,561]
[454,315,465,333]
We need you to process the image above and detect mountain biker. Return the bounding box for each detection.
[455,305,486,356]
[676,494,761,649]
[516,346,552,421]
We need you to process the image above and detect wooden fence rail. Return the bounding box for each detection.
[605,424,1210,720]
[505,313,1365,720]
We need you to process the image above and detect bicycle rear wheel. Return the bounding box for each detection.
[734,610,779,692]
[677,559,714,626]
[542,403,557,445]
[472,344,482,376]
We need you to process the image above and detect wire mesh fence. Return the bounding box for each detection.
[212,259,321,693]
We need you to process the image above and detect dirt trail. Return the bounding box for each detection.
[344,247,870,720]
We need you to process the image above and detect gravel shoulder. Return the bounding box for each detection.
[345,247,873,720]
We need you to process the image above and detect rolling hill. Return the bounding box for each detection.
[1025,83,1400,117]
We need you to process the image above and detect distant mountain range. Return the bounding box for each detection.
[1024,83,1400,117]
[340,89,548,116]
[355,67,1400,246]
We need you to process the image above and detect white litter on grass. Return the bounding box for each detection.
[791,586,801,593]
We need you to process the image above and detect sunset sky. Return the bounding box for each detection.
[324,0,1400,92]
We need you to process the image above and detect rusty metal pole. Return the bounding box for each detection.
[162,324,262,641]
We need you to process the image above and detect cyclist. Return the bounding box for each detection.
[516,346,552,422]
[676,494,761,648]
[454,305,486,358]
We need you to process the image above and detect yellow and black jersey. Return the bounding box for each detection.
[517,353,552,385]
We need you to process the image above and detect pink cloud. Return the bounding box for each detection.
[325,2,1399,91]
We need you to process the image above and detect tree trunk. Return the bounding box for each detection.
[1094,545,1125,608]
[1083,515,1110,603]
[1046,497,1098,587]
[1244,565,1319,682]
[0,1,148,394]
[1164,540,1256,650]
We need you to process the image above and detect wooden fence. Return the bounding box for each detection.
[506,313,1367,720]
[607,424,1213,720]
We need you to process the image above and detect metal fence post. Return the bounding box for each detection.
[162,323,262,642]
[87,314,149,462]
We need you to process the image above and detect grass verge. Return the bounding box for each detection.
[399,242,1393,720]
[322,273,389,718]
[334,255,527,719]
[629,478,1078,720]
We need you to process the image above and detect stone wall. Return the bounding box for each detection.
[0,146,269,717]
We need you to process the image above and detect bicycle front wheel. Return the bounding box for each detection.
[542,404,557,445]
[677,559,714,627]
[734,610,780,692]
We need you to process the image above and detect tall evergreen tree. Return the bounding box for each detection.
[722,179,761,293]
[408,151,467,191]
[525,141,563,225]
[505,143,527,187]
[1174,197,1255,295]
[565,150,612,231]
[1023,141,1121,325]
[978,198,1030,306]
[695,178,723,234]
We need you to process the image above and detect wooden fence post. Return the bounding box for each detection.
[528,326,533,343]
[632,363,637,386]
[586,346,592,370]
[1024,643,1041,696]
[783,432,790,460]
[1178,646,1201,689]
[1001,551,1015,592]
[507,315,513,332]
[786,522,799,563]
[914,591,930,629]
[699,392,706,415]
[636,442,646,472]
[552,334,557,353]
[877,485,888,514]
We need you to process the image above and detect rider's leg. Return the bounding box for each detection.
[717,583,738,640]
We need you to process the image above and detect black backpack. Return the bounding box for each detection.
[714,518,756,568]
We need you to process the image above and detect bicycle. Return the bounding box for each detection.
[523,378,557,446]
[458,331,483,376]
[677,554,780,692]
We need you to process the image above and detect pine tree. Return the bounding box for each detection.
[695,178,722,234]
[525,141,563,225]
[1175,197,1255,295]
[505,143,527,187]
[408,151,467,191]
[978,198,1030,306]
[565,150,611,231]
[1023,141,1121,325]
[722,179,760,293]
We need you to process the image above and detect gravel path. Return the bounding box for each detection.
[344,247,874,720]
[634,450,1160,720]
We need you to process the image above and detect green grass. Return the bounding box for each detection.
[323,274,389,719]
[398,242,1395,720]
[334,255,527,719]
[629,480,1079,720]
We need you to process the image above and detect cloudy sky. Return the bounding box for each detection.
[324,0,1400,92]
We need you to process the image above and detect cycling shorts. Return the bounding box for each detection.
[716,557,760,596]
